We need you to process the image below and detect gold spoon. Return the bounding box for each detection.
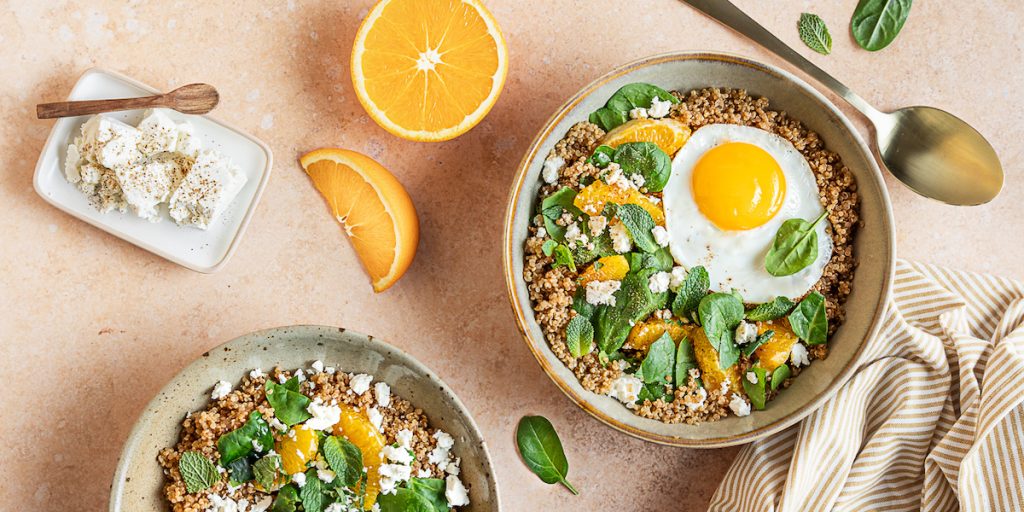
[681,0,1003,206]
[36,83,220,120]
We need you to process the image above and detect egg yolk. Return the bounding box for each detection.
[691,142,786,230]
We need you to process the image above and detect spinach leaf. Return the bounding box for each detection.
[571,288,596,321]
[300,469,325,512]
[516,416,578,495]
[407,478,448,512]
[595,268,668,354]
[226,453,257,485]
[798,13,832,55]
[178,451,220,493]
[742,330,775,357]
[627,247,673,273]
[540,187,583,242]
[270,484,300,512]
[615,204,658,253]
[589,83,679,131]
[565,315,594,358]
[612,142,672,192]
[571,231,615,266]
[764,211,827,276]
[742,367,769,410]
[377,488,435,512]
[745,296,795,321]
[674,337,699,387]
[788,291,828,344]
[771,364,791,391]
[217,411,273,465]
[637,381,668,402]
[588,145,615,168]
[639,333,675,385]
[851,0,913,51]
[265,378,312,426]
[322,435,364,487]
[698,293,745,369]
[543,241,576,272]
[671,266,710,323]
[253,454,282,490]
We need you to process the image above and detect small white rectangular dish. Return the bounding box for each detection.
[33,68,273,273]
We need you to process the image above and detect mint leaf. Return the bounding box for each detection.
[612,142,671,192]
[798,13,832,55]
[270,484,300,512]
[253,454,282,490]
[745,296,795,321]
[322,435,363,487]
[671,266,709,322]
[565,315,594,358]
[615,204,658,253]
[178,451,220,493]
[300,469,325,512]
[265,378,312,426]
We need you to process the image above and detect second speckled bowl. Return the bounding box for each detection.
[109,325,499,511]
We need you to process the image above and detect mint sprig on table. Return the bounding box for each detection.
[178,451,220,493]
[798,13,832,55]
[516,415,578,495]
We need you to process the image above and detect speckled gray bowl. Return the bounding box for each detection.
[503,52,895,447]
[110,325,498,511]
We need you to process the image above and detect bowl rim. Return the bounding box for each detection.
[502,51,895,447]
[108,324,500,510]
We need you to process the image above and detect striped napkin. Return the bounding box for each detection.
[710,260,1024,511]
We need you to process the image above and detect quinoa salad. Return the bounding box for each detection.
[157,362,470,512]
[523,84,859,424]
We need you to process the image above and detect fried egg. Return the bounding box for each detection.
[662,124,831,303]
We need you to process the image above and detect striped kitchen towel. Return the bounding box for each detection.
[710,260,1024,511]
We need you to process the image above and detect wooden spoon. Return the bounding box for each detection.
[36,83,220,119]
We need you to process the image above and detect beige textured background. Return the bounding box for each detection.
[1,1,1021,510]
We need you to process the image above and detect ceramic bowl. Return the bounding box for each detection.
[110,325,499,511]
[503,52,895,447]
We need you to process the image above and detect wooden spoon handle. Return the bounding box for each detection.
[36,94,166,119]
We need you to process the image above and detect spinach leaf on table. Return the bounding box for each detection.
[612,142,672,192]
[851,0,913,51]
[764,211,827,276]
[265,377,312,426]
[516,416,578,495]
[788,291,829,344]
[698,293,745,369]
[589,83,679,131]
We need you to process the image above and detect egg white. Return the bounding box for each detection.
[662,124,832,303]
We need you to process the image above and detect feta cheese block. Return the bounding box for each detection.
[78,115,143,169]
[168,150,247,229]
[114,155,190,221]
[136,109,180,154]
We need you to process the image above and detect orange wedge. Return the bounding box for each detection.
[300,149,418,292]
[601,118,691,157]
[351,0,508,142]
[332,406,386,508]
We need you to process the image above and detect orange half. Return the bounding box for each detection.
[351,0,509,141]
[300,149,419,292]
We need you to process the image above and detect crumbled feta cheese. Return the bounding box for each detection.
[291,471,307,488]
[381,444,414,465]
[324,503,345,512]
[366,407,383,430]
[267,415,287,432]
[277,373,288,384]
[729,393,751,417]
[650,225,670,247]
[417,468,432,478]
[791,343,810,367]
[669,266,688,291]
[605,167,636,190]
[379,462,413,495]
[206,493,242,512]
[317,467,335,483]
[114,154,189,221]
[564,222,588,249]
[629,107,649,119]
[746,371,759,385]
[137,109,180,154]
[174,120,202,157]
[428,430,454,465]
[64,143,82,182]
[542,155,564,184]
[719,379,731,396]
[294,369,306,382]
[168,150,247,229]
[536,226,547,238]
[249,368,266,379]
[648,96,672,118]
[374,382,391,408]
[310,360,324,374]
[349,374,373,394]
[588,215,608,236]
[734,321,759,345]
[445,475,471,507]
[648,271,671,293]
[684,387,708,410]
[396,429,414,449]
[79,115,143,169]
[606,374,643,408]
[252,439,265,452]
[445,457,461,475]
[305,398,342,430]
[585,280,621,306]
[325,366,336,375]
[211,380,232,400]
[630,173,646,189]
[609,222,633,253]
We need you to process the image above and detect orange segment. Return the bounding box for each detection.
[693,328,744,395]
[754,319,799,372]
[351,0,508,141]
[627,319,696,354]
[332,406,386,509]
[577,255,629,288]
[301,149,419,293]
[277,425,319,475]
[574,180,665,225]
[601,118,691,156]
